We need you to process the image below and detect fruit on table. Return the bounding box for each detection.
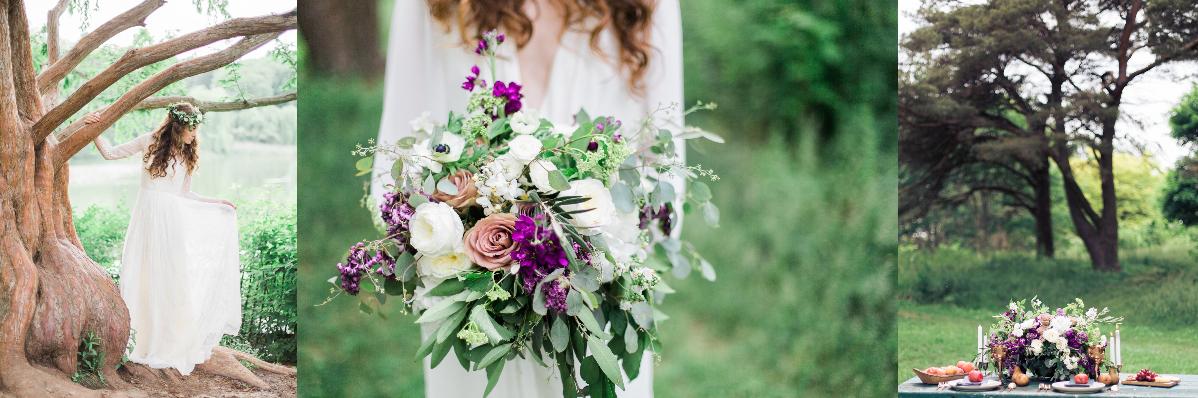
[945,366,962,375]
[1012,367,1030,386]
[1136,368,1159,382]
[968,370,984,383]
[958,361,975,373]
[924,367,944,376]
[1097,373,1113,385]
[1074,373,1090,385]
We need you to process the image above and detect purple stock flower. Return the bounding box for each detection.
[462,65,484,91]
[380,192,416,252]
[372,250,398,280]
[639,203,674,235]
[474,38,488,55]
[510,214,579,313]
[337,243,371,295]
[492,81,524,114]
[497,33,506,44]
[586,141,599,152]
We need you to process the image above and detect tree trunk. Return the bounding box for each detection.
[298,0,383,80]
[1030,163,1055,258]
[1051,115,1120,272]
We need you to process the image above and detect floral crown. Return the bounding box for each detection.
[168,103,204,128]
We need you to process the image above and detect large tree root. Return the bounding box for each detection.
[118,347,295,395]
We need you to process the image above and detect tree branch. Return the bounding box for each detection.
[33,10,297,142]
[8,0,40,122]
[44,0,69,64]
[1126,37,1198,83]
[133,92,296,112]
[36,0,166,94]
[55,33,283,165]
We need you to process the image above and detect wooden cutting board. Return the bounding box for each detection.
[1124,375,1181,387]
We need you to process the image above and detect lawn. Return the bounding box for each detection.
[296,77,897,397]
[896,249,1198,385]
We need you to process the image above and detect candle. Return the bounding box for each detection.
[977,325,983,352]
[1115,325,1121,366]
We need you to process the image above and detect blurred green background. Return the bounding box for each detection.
[297,0,896,396]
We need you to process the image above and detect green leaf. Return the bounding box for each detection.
[610,182,635,213]
[701,202,720,227]
[623,334,646,380]
[532,269,565,315]
[435,305,469,343]
[397,136,418,148]
[557,353,579,398]
[436,177,459,195]
[390,159,404,181]
[690,181,712,202]
[426,278,465,296]
[465,274,495,292]
[429,337,453,368]
[484,358,506,397]
[630,302,653,328]
[550,316,570,353]
[453,337,471,370]
[488,117,508,139]
[548,170,571,191]
[624,323,639,353]
[587,335,625,389]
[476,343,511,370]
[469,305,514,344]
[383,278,403,295]
[422,175,436,195]
[566,290,586,316]
[408,194,429,207]
[577,310,610,340]
[358,301,373,315]
[354,157,373,176]
[415,335,437,360]
[416,299,466,324]
[699,257,717,282]
[652,181,676,205]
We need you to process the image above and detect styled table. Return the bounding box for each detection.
[898,375,1198,397]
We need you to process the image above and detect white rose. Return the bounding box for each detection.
[509,110,541,135]
[1030,339,1043,355]
[528,159,559,193]
[1013,329,1023,338]
[600,207,644,263]
[410,111,436,134]
[560,178,615,230]
[430,132,466,163]
[418,245,474,279]
[495,154,526,180]
[1043,329,1059,342]
[507,134,543,164]
[409,202,465,256]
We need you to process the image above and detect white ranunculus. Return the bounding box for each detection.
[1013,329,1023,338]
[600,207,644,263]
[410,111,436,134]
[494,154,526,180]
[1043,329,1059,342]
[528,160,559,193]
[560,178,615,230]
[509,110,541,135]
[507,134,543,164]
[1049,315,1071,332]
[409,202,465,256]
[418,245,474,279]
[430,132,466,163]
[1030,339,1043,355]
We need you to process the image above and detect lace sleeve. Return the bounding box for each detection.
[94,133,152,160]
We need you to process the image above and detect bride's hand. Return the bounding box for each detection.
[220,200,237,210]
[83,113,101,125]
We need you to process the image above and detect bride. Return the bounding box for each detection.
[373,0,682,396]
[85,103,242,376]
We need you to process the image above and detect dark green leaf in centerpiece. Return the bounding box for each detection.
[415,299,466,324]
[470,305,514,344]
[426,278,465,296]
[577,309,610,340]
[587,335,625,389]
[465,272,495,292]
[415,335,437,360]
[435,305,469,343]
[384,277,404,296]
[483,358,506,397]
[429,337,453,368]
[476,343,511,370]
[622,333,647,380]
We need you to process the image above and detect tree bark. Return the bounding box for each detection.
[0,0,297,395]
[298,0,383,80]
[1030,163,1055,258]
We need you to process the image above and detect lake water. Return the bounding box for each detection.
[68,142,297,211]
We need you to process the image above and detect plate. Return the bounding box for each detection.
[911,368,965,384]
[1051,381,1106,393]
[950,379,1001,391]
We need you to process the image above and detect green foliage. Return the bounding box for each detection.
[1162,157,1198,226]
[71,331,107,389]
[73,204,129,279]
[1170,84,1198,145]
[230,198,298,364]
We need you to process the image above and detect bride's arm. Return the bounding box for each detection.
[181,174,236,210]
[87,112,154,160]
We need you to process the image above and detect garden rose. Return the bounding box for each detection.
[418,244,474,279]
[509,110,540,135]
[560,178,615,230]
[528,159,559,193]
[432,170,478,208]
[409,202,465,256]
[507,134,542,164]
[463,213,518,270]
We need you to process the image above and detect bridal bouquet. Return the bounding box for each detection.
[328,31,722,397]
[986,297,1122,381]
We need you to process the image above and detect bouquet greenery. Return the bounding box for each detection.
[326,31,722,397]
[986,297,1122,381]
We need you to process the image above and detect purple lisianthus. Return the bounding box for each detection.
[511,214,574,312]
[492,81,524,114]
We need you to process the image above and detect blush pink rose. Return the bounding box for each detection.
[432,170,478,209]
[464,213,518,270]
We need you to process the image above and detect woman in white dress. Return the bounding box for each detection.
[85,103,242,376]
[372,1,684,396]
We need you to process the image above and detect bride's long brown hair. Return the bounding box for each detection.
[427,0,656,90]
[143,103,201,178]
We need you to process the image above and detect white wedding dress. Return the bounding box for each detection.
[95,134,242,376]
[372,1,684,397]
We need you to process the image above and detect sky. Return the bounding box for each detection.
[899,0,1196,167]
[24,0,296,59]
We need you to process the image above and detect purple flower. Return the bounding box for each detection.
[497,33,506,44]
[371,250,398,280]
[639,203,674,235]
[544,279,568,313]
[475,38,488,55]
[336,243,371,295]
[462,65,484,91]
[492,81,524,114]
[586,140,599,152]
[380,192,416,251]
[511,214,585,313]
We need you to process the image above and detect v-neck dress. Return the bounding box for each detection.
[372,2,683,397]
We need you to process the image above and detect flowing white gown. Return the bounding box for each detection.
[372,1,684,397]
[96,134,242,376]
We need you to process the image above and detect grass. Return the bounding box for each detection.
[296,77,897,397]
[896,248,1198,384]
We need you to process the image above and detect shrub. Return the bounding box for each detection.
[233,200,298,364]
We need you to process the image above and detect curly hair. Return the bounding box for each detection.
[143,102,201,178]
[426,0,656,91]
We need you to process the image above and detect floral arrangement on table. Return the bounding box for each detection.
[985,297,1123,382]
[325,31,723,397]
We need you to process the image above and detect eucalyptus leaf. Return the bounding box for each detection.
[390,159,404,181]
[652,181,676,205]
[690,181,712,202]
[355,157,373,172]
[577,310,610,340]
[587,335,625,389]
[610,182,635,213]
[701,202,720,226]
[397,136,418,148]
[416,299,465,324]
[548,170,571,191]
[437,177,460,195]
[566,290,585,316]
[476,343,511,370]
[469,305,514,344]
[408,194,428,207]
[630,302,653,328]
[423,175,436,195]
[624,323,639,353]
[699,257,717,281]
[550,316,570,353]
